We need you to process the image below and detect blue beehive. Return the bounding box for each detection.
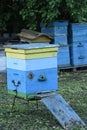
[41,21,68,45]
[68,23,87,43]
[58,45,70,67]
[5,43,58,99]
[70,42,87,66]
[41,21,70,67]
[69,23,87,66]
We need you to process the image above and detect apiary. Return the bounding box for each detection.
[5,43,58,99]
[5,43,86,130]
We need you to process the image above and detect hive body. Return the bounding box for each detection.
[5,43,58,99]
[41,21,70,67]
[69,23,87,66]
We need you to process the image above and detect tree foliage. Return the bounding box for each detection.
[1,0,87,32]
[0,0,24,33]
[20,0,62,30]
[20,0,87,30]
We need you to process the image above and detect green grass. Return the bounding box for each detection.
[0,72,87,130]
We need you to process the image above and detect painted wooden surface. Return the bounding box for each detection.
[41,94,85,130]
[41,21,68,27]
[5,46,58,54]
[5,43,58,59]
[41,27,67,37]
[7,68,58,96]
[6,51,57,59]
[71,29,87,36]
[70,35,87,42]
[41,21,70,67]
[5,43,58,98]
[70,42,87,66]
[54,36,67,45]
[54,27,67,36]
[70,23,87,31]
[68,23,87,66]
[6,57,57,71]
[58,45,70,67]
[41,27,53,37]
[41,21,68,44]
[68,23,87,43]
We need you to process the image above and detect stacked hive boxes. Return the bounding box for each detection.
[5,43,58,99]
[41,21,70,68]
[69,23,87,66]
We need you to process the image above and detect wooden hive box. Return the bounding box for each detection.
[68,23,87,43]
[68,23,87,66]
[5,43,58,99]
[41,21,70,68]
[57,44,70,67]
[70,42,87,66]
[41,20,68,45]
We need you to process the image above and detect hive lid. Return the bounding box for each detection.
[4,43,59,59]
[17,29,53,43]
[4,43,58,50]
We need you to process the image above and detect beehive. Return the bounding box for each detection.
[41,20,68,45]
[58,45,70,67]
[70,42,87,66]
[5,43,58,99]
[41,21,70,68]
[69,23,87,66]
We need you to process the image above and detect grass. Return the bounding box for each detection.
[0,71,87,130]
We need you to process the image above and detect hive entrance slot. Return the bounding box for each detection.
[38,74,47,81]
[28,72,34,79]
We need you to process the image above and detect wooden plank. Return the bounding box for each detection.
[41,94,85,130]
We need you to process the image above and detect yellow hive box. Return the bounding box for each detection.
[5,43,58,60]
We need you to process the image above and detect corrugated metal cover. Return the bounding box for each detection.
[17,29,52,42]
[41,94,85,130]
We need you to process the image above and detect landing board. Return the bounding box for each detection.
[41,94,85,130]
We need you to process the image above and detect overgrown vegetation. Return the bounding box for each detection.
[0,72,87,130]
[1,0,87,32]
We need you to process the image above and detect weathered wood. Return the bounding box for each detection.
[41,94,85,130]
[18,29,52,43]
